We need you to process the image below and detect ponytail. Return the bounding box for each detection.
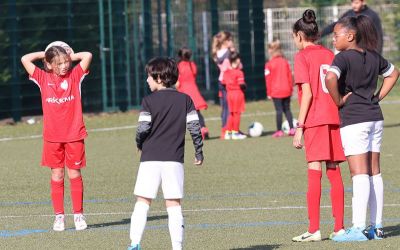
[355,15,379,52]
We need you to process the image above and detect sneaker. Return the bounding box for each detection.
[292,230,321,242]
[201,127,209,140]
[288,128,296,136]
[74,213,87,230]
[53,214,65,231]
[329,229,345,240]
[224,130,232,140]
[231,131,247,140]
[367,224,384,240]
[272,130,284,138]
[332,227,369,242]
[127,244,141,250]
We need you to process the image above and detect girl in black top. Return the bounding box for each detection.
[326,15,399,242]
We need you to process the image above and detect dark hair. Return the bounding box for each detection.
[178,47,192,61]
[292,9,319,42]
[145,57,179,87]
[229,51,240,64]
[337,15,378,52]
[45,46,68,64]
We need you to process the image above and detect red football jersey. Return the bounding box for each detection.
[264,55,293,98]
[222,68,245,91]
[294,45,340,127]
[177,61,208,110]
[29,64,89,142]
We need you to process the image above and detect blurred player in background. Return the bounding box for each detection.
[176,47,209,139]
[264,39,295,138]
[212,31,241,139]
[222,52,247,140]
[21,42,92,232]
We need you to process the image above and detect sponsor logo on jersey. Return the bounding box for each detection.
[46,95,75,104]
[60,80,68,90]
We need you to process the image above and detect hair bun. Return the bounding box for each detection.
[302,9,316,24]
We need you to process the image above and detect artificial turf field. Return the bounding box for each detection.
[1,98,400,249]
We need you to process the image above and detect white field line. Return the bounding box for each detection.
[2,99,400,142]
[2,203,400,219]
[0,111,275,142]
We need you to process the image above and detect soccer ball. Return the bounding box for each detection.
[248,122,263,137]
[282,118,298,134]
[45,41,74,54]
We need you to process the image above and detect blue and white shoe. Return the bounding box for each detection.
[332,227,369,242]
[127,244,141,250]
[367,224,384,240]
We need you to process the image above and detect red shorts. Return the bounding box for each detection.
[303,124,345,163]
[41,140,86,169]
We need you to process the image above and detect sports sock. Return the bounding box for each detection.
[70,176,84,214]
[326,167,344,232]
[369,173,383,227]
[232,112,241,132]
[167,205,184,250]
[352,174,370,228]
[307,169,322,233]
[130,201,149,245]
[51,179,65,215]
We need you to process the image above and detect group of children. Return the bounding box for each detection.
[20,5,399,250]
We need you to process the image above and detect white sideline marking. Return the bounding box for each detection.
[1,203,400,219]
[0,112,276,142]
[1,99,399,142]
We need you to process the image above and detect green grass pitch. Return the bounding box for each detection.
[1,98,400,249]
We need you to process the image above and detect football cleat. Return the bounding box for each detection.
[332,227,369,242]
[366,224,384,240]
[329,229,345,240]
[292,230,321,242]
[74,213,88,230]
[127,244,141,250]
[53,214,65,231]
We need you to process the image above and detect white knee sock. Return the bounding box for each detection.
[167,206,184,250]
[369,173,384,227]
[129,201,149,245]
[352,174,370,228]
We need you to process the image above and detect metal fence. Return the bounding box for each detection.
[1,1,398,122]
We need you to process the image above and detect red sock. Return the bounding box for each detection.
[51,179,64,215]
[70,176,84,214]
[232,112,241,131]
[226,113,235,131]
[307,169,322,233]
[326,167,344,232]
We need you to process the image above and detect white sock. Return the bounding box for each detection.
[352,174,370,228]
[369,173,384,227]
[129,201,149,245]
[167,206,184,250]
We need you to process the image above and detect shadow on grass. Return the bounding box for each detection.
[88,215,168,229]
[230,244,281,250]
[383,224,400,238]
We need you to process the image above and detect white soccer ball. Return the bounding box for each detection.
[248,122,264,137]
[282,118,298,134]
[45,41,74,54]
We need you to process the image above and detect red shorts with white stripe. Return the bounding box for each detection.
[303,124,345,163]
[42,140,86,169]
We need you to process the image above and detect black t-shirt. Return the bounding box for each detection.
[330,49,394,127]
[139,88,197,162]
